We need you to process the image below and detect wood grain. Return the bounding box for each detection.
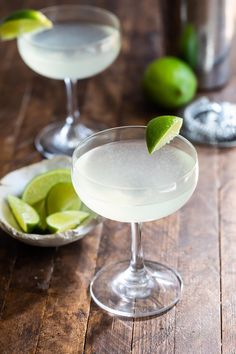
[175,147,221,354]
[84,221,133,354]
[132,217,179,354]
[0,245,55,353]
[36,229,102,354]
[219,148,236,354]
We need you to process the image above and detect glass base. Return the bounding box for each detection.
[35,121,106,158]
[90,260,182,318]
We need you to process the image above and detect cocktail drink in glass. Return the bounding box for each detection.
[72,126,198,317]
[17,5,121,158]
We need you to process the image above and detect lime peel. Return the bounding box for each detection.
[146,116,183,154]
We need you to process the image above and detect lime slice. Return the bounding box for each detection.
[0,9,53,41]
[146,116,183,154]
[46,211,89,233]
[22,169,71,206]
[7,195,40,233]
[46,182,81,215]
[33,199,47,231]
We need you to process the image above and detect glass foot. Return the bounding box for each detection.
[90,260,182,318]
[35,121,106,158]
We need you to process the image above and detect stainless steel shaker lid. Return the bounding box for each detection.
[182,97,236,147]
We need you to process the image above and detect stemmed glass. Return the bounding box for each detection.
[17,5,121,158]
[72,126,198,318]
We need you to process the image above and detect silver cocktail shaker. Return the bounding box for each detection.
[160,0,236,147]
[160,0,236,90]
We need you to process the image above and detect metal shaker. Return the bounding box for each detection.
[160,0,236,90]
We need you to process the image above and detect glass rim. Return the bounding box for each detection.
[18,4,121,51]
[72,125,198,192]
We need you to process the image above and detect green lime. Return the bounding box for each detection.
[33,199,47,231]
[46,210,89,233]
[22,169,71,206]
[46,182,81,215]
[180,24,198,69]
[143,56,197,109]
[7,195,40,233]
[0,9,53,40]
[146,116,183,154]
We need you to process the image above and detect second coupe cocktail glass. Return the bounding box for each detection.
[17,5,121,158]
[72,126,198,318]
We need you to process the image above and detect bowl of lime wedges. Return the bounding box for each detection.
[0,156,102,247]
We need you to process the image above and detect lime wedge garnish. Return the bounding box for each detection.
[46,211,89,233]
[46,182,81,215]
[22,169,71,206]
[7,195,40,233]
[146,116,183,154]
[0,9,53,41]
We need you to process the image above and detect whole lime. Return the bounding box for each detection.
[143,56,197,109]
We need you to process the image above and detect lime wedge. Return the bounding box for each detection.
[146,116,183,154]
[7,195,40,233]
[46,211,89,233]
[46,182,81,215]
[0,9,53,41]
[33,199,47,231]
[22,169,71,206]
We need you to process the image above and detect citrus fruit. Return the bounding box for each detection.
[46,182,81,215]
[33,199,47,231]
[46,210,89,233]
[146,115,183,154]
[143,56,197,109]
[22,169,71,205]
[180,24,198,69]
[7,195,39,232]
[0,9,53,40]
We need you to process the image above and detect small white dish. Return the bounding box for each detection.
[0,156,102,247]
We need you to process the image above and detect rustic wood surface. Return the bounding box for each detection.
[0,0,236,353]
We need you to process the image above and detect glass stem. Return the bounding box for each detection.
[130,222,145,272]
[64,78,80,126]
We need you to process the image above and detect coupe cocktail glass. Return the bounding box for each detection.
[17,5,121,158]
[72,126,198,318]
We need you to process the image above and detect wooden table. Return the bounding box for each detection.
[0,0,236,353]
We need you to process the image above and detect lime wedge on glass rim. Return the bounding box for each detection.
[0,9,53,40]
[7,195,40,233]
[146,116,183,154]
[46,211,89,233]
